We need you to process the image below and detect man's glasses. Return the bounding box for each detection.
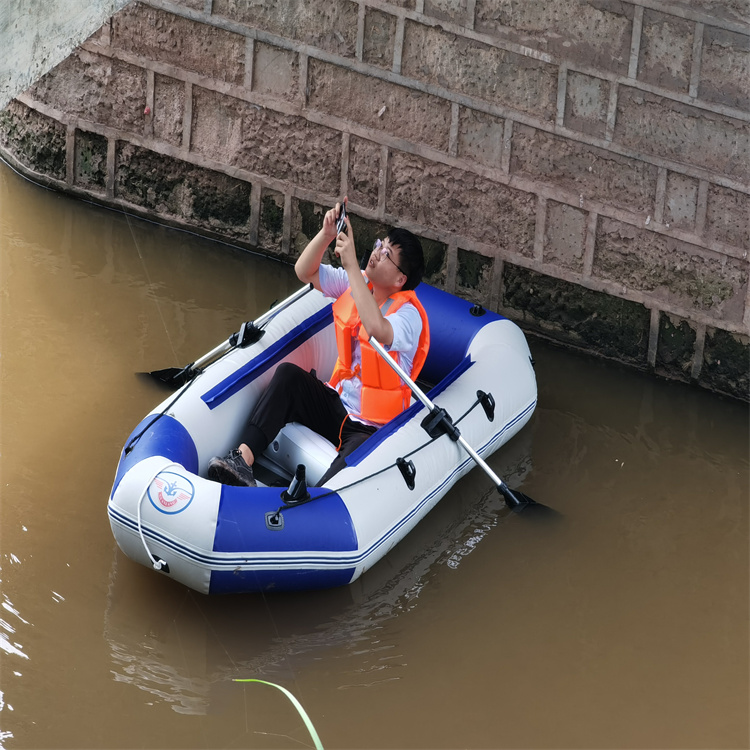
[373,239,406,275]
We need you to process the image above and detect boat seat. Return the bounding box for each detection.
[259,422,338,487]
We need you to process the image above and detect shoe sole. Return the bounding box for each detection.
[208,461,257,488]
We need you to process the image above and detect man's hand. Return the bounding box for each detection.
[334,216,358,272]
[322,200,346,244]
[335,214,395,346]
[295,198,347,290]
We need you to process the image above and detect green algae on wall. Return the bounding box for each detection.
[656,312,697,382]
[0,101,66,180]
[115,143,252,237]
[700,328,750,401]
[75,130,107,191]
[502,263,651,365]
[457,247,493,302]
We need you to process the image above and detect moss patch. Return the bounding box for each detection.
[75,130,108,191]
[114,143,251,236]
[700,328,750,401]
[421,238,447,287]
[258,190,285,255]
[594,217,745,317]
[261,193,284,234]
[656,313,696,381]
[193,181,251,226]
[0,101,66,180]
[457,248,492,290]
[502,263,650,364]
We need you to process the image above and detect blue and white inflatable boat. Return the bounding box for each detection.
[108,283,537,594]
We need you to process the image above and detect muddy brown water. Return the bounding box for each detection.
[1,160,748,749]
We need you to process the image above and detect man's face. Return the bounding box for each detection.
[367,238,405,288]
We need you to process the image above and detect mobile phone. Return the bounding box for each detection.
[336,201,347,234]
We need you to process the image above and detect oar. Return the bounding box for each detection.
[369,337,555,516]
[145,283,314,388]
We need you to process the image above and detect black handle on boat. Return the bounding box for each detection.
[145,284,315,388]
[367,336,554,516]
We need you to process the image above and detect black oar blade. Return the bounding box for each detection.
[499,485,560,519]
[514,497,560,519]
[139,365,194,389]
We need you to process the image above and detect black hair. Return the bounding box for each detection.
[386,227,424,291]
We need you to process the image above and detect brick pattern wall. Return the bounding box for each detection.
[1,0,748,399]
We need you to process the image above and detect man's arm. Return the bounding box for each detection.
[295,203,342,291]
[335,216,395,347]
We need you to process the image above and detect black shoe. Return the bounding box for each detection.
[208,449,257,487]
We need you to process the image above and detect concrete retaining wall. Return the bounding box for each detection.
[1,0,748,400]
[0,0,133,110]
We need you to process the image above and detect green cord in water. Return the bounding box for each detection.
[234,678,324,750]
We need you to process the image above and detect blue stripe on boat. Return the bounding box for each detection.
[208,567,355,593]
[107,503,357,568]
[213,485,357,554]
[201,305,334,409]
[112,415,199,497]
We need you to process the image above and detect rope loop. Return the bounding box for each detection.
[135,460,180,572]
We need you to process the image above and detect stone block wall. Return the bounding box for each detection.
[1,0,748,400]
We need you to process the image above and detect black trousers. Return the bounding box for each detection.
[242,362,376,486]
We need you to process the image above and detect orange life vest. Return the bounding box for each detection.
[328,285,430,425]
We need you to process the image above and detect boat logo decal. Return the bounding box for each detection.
[148,471,195,514]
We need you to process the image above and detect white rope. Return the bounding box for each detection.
[135,460,180,571]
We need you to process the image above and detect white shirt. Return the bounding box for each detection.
[319,264,423,422]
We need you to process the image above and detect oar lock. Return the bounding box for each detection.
[477,390,495,421]
[397,389,496,490]
[421,406,462,441]
[231,321,266,348]
[397,457,417,490]
[282,464,311,505]
[469,303,486,317]
[266,464,312,529]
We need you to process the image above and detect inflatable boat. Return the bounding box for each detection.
[107,282,538,594]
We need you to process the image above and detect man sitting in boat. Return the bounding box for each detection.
[208,200,430,488]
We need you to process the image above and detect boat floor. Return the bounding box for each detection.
[252,460,296,488]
